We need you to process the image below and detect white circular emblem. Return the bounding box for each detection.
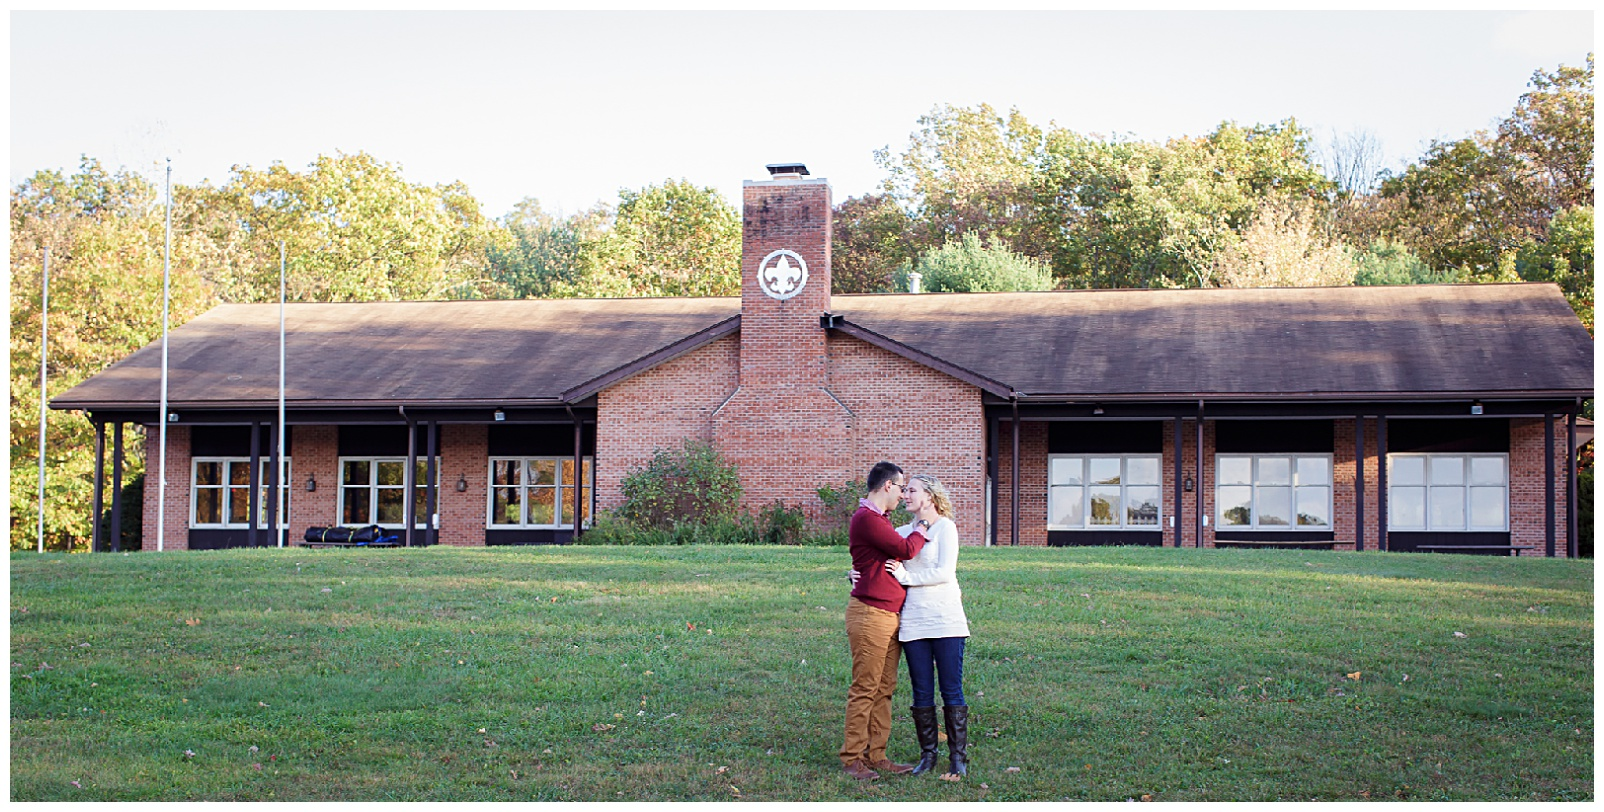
[757,249,809,300]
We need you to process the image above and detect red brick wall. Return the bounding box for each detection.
[438,424,489,546]
[290,425,339,531]
[993,421,1049,546]
[596,334,741,514]
[1509,417,1573,556]
[141,424,191,551]
[826,334,986,544]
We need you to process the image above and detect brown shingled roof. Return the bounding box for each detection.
[51,282,1592,412]
[830,283,1593,400]
[51,297,739,411]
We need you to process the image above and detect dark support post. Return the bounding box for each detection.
[248,422,261,548]
[1377,416,1388,552]
[1568,403,1579,559]
[111,422,124,552]
[425,421,438,547]
[572,415,584,541]
[1355,415,1365,552]
[1195,401,1204,548]
[92,420,106,553]
[988,412,1000,547]
[267,420,280,547]
[404,417,417,548]
[1173,416,1183,548]
[1545,414,1556,558]
[1010,399,1020,547]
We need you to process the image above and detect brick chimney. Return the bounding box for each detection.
[712,164,851,515]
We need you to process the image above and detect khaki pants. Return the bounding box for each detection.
[840,597,903,766]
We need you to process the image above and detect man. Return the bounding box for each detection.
[840,461,930,781]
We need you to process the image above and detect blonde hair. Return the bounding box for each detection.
[910,474,955,520]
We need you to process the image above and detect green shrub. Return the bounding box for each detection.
[617,440,741,529]
[816,477,911,529]
[1578,467,1593,558]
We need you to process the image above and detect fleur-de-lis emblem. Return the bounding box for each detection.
[758,250,808,300]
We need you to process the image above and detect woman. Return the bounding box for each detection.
[888,474,970,779]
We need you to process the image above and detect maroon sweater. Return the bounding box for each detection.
[848,504,927,613]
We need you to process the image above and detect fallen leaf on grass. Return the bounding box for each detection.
[1141,794,1154,802]
[730,786,741,796]
[591,723,615,732]
[184,618,201,626]
[510,770,519,780]
[483,739,497,748]
[1453,631,1466,638]
[71,781,81,789]
[253,763,262,771]
[715,766,728,774]
[687,622,696,631]
[939,773,962,782]
[1346,671,1361,681]
[183,750,196,760]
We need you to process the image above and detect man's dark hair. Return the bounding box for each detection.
[866,461,903,494]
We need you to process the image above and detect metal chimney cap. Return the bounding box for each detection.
[766,162,810,177]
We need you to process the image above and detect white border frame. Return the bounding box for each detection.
[1046,453,1164,531]
[1214,454,1335,531]
[1386,452,1511,533]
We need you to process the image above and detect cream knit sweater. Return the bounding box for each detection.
[893,517,970,642]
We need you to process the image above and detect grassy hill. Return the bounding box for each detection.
[9,545,1593,801]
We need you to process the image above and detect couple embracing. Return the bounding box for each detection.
[840,461,971,782]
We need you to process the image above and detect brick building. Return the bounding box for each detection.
[53,164,1594,556]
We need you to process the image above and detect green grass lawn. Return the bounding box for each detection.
[9,545,1593,801]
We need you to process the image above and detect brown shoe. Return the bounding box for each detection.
[871,758,916,775]
[843,760,879,781]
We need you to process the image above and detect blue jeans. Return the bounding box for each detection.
[903,636,966,707]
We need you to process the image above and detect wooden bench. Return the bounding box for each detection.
[1414,545,1534,557]
[1213,539,1337,550]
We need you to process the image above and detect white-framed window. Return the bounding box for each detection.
[191,458,292,529]
[488,457,594,529]
[1048,455,1162,530]
[338,457,439,528]
[1388,453,1509,532]
[1216,455,1332,529]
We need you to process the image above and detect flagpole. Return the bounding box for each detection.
[157,160,172,552]
[278,241,287,547]
[37,248,49,553]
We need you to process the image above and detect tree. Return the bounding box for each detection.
[566,179,740,298]
[875,104,1051,261]
[1212,196,1357,288]
[1499,55,1594,214]
[1039,120,1333,289]
[192,152,503,304]
[10,158,216,551]
[486,198,608,299]
[1351,240,1460,286]
[831,193,913,293]
[900,231,1055,293]
[1515,205,1594,330]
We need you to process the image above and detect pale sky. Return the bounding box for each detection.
[9,10,1596,218]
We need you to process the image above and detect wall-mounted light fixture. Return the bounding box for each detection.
[305,474,317,492]
[1092,405,1105,416]
[1183,476,1195,492]
[167,412,179,422]
[456,474,468,492]
[1470,400,1484,415]
[493,409,506,422]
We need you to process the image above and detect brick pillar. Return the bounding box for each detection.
[713,169,852,516]
[290,425,340,533]
[1511,417,1570,557]
[141,424,191,551]
[438,424,488,547]
[993,421,1048,546]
